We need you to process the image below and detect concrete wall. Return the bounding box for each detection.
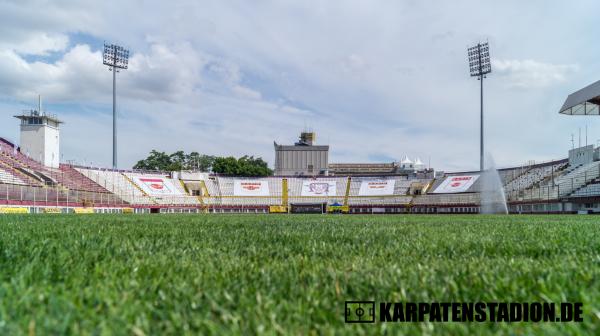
[274,147,329,175]
[568,145,594,167]
[20,124,60,168]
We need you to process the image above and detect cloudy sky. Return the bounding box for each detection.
[1,0,599,171]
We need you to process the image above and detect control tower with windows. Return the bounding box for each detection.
[14,96,62,168]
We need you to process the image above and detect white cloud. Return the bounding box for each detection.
[124,43,206,102]
[14,33,69,55]
[493,59,579,89]
[232,85,262,100]
[0,42,208,103]
[0,1,599,170]
[0,32,69,56]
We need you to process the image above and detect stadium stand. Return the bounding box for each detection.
[507,160,600,201]
[0,139,113,193]
[122,172,199,206]
[6,135,600,214]
[203,177,220,202]
[552,161,600,196]
[0,167,26,185]
[344,176,413,206]
[0,138,121,208]
[0,153,45,186]
[75,167,155,205]
[0,153,591,213]
[503,161,567,192]
[286,176,347,205]
[571,183,600,197]
[213,177,279,206]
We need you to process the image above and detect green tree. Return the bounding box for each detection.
[238,156,272,176]
[212,156,240,175]
[133,151,270,175]
[212,156,272,176]
[186,152,215,171]
[168,151,186,171]
[133,150,172,171]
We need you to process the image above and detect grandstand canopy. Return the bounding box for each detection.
[559,80,600,115]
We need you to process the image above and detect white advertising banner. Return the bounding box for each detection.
[358,179,396,196]
[301,180,337,196]
[432,175,479,194]
[133,177,184,196]
[233,180,270,196]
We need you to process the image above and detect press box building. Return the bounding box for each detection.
[14,97,62,168]
[273,132,329,176]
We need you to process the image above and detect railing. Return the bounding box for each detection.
[571,184,600,197]
[555,161,600,196]
[0,183,126,206]
[412,193,479,205]
[506,185,559,202]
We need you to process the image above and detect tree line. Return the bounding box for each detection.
[133,150,273,176]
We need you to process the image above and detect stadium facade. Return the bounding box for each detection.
[2,84,600,215]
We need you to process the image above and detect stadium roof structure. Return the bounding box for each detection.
[559,80,600,115]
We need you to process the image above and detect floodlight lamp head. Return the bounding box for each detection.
[102,42,130,70]
[467,42,492,77]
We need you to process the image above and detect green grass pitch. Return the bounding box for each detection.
[0,214,598,335]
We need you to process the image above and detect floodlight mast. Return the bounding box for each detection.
[103,43,129,169]
[467,42,491,172]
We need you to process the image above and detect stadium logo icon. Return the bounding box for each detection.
[345,301,375,323]
[309,182,330,195]
[140,178,167,191]
[138,178,175,195]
